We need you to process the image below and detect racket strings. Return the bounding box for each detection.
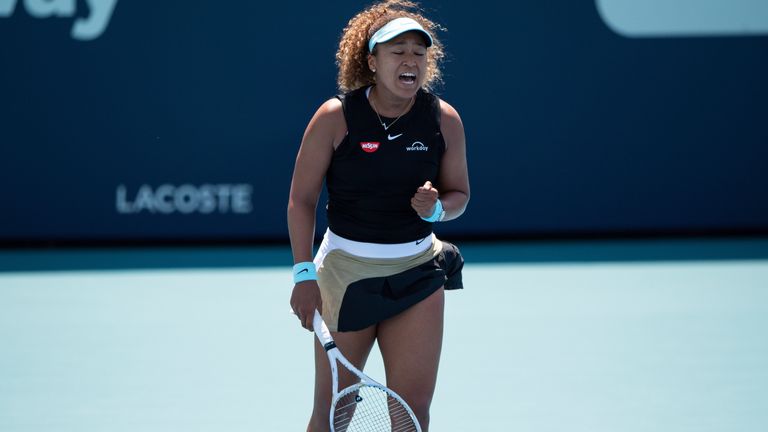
[332,386,418,432]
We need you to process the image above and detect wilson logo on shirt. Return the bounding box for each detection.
[360,142,380,153]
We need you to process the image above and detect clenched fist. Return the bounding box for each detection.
[411,181,439,218]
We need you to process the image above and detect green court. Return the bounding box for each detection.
[2,238,767,431]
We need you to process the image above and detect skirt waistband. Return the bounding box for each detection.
[320,229,433,259]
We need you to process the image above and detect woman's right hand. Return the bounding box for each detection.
[290,281,323,331]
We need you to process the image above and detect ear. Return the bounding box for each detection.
[367,54,377,73]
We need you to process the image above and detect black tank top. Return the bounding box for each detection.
[326,87,445,244]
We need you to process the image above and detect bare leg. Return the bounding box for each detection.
[307,325,377,432]
[377,288,445,431]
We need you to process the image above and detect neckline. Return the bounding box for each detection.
[365,86,418,127]
[365,86,418,114]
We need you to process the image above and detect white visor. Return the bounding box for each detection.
[368,17,433,52]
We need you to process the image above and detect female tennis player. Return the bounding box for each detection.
[288,1,469,430]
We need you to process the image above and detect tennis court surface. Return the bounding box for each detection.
[1,238,767,431]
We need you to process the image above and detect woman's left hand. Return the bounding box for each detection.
[411,181,439,218]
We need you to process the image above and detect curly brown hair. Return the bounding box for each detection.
[336,0,445,93]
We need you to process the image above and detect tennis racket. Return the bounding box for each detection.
[313,310,422,432]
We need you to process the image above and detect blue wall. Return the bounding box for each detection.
[2,0,767,243]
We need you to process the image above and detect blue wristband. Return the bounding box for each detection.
[420,199,444,223]
[293,262,317,284]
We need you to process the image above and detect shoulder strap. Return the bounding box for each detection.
[335,87,370,133]
[421,90,442,129]
[335,92,348,122]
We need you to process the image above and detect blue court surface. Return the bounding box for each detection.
[1,238,767,431]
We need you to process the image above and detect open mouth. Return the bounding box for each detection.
[399,72,417,85]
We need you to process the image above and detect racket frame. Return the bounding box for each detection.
[313,310,422,432]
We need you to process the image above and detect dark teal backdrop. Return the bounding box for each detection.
[1,1,767,243]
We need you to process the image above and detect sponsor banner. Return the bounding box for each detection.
[0,0,119,41]
[1,1,767,242]
[597,0,768,37]
[115,184,253,215]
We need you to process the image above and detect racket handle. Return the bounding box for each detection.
[313,310,336,349]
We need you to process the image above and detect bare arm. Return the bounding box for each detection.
[287,98,346,330]
[411,99,470,221]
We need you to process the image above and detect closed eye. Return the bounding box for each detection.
[391,51,426,56]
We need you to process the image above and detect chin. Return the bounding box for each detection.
[392,84,421,98]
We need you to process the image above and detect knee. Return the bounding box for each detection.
[404,394,432,429]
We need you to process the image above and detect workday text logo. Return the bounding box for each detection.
[406,142,429,152]
[0,0,119,41]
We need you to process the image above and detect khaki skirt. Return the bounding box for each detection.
[316,235,464,332]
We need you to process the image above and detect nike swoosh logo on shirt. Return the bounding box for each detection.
[387,133,403,141]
